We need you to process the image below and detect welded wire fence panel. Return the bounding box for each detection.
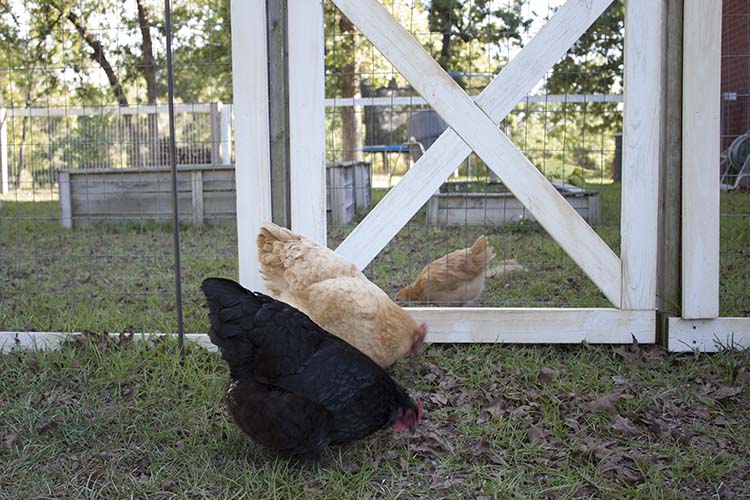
[324,0,623,308]
[0,0,234,334]
[1,0,740,334]
[720,0,750,317]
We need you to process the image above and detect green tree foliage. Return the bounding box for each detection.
[426,0,530,87]
[546,0,624,97]
[0,0,625,183]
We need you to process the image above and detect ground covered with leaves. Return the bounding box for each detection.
[2,335,749,499]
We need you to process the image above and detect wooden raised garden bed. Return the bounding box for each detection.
[59,161,372,228]
[426,181,601,226]
[58,165,235,228]
[326,160,372,225]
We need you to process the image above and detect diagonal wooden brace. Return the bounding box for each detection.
[333,0,621,306]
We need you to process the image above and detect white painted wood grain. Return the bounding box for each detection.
[288,0,327,245]
[209,102,221,165]
[668,318,750,352]
[620,0,664,310]
[0,310,654,353]
[191,170,204,224]
[5,103,212,118]
[681,0,721,319]
[219,103,232,165]
[332,0,621,306]
[0,332,217,353]
[1,95,623,121]
[410,308,655,344]
[336,0,613,267]
[324,94,623,108]
[230,0,271,291]
[58,171,72,228]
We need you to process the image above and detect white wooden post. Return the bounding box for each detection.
[230,0,272,291]
[220,104,232,165]
[58,171,72,229]
[209,102,221,165]
[620,0,665,310]
[681,0,721,319]
[191,169,204,224]
[287,0,327,244]
[0,108,8,194]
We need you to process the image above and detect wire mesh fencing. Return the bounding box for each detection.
[324,0,624,309]
[0,0,745,338]
[720,0,750,317]
[0,0,235,335]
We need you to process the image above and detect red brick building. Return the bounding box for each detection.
[722,0,749,150]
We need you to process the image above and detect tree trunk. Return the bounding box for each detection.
[440,30,452,69]
[10,10,63,188]
[137,0,160,166]
[14,116,29,189]
[63,7,142,166]
[14,71,39,188]
[338,16,363,163]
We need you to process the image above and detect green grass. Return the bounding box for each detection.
[1,336,749,498]
[1,183,748,333]
[1,185,750,497]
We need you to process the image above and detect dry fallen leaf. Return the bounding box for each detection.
[670,428,697,445]
[35,420,58,434]
[618,466,643,484]
[527,424,547,444]
[476,437,491,453]
[3,432,17,449]
[611,415,638,436]
[582,393,619,414]
[565,418,581,432]
[430,475,464,490]
[483,398,508,418]
[538,367,559,383]
[430,392,449,407]
[711,385,742,402]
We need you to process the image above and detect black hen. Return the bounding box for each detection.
[201,277,422,458]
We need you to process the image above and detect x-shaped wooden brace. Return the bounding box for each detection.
[332,0,621,306]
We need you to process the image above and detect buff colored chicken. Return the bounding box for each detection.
[395,235,496,306]
[256,221,427,368]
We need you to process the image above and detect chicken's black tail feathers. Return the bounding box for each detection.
[201,277,268,378]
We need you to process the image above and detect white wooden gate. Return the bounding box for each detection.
[667,0,750,351]
[228,0,743,347]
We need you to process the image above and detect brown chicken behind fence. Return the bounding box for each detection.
[395,235,497,307]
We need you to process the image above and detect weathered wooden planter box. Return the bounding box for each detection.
[426,181,601,226]
[58,161,372,228]
[326,160,372,225]
[58,165,235,228]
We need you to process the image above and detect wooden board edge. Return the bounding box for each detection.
[1,309,655,352]
[667,317,750,352]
